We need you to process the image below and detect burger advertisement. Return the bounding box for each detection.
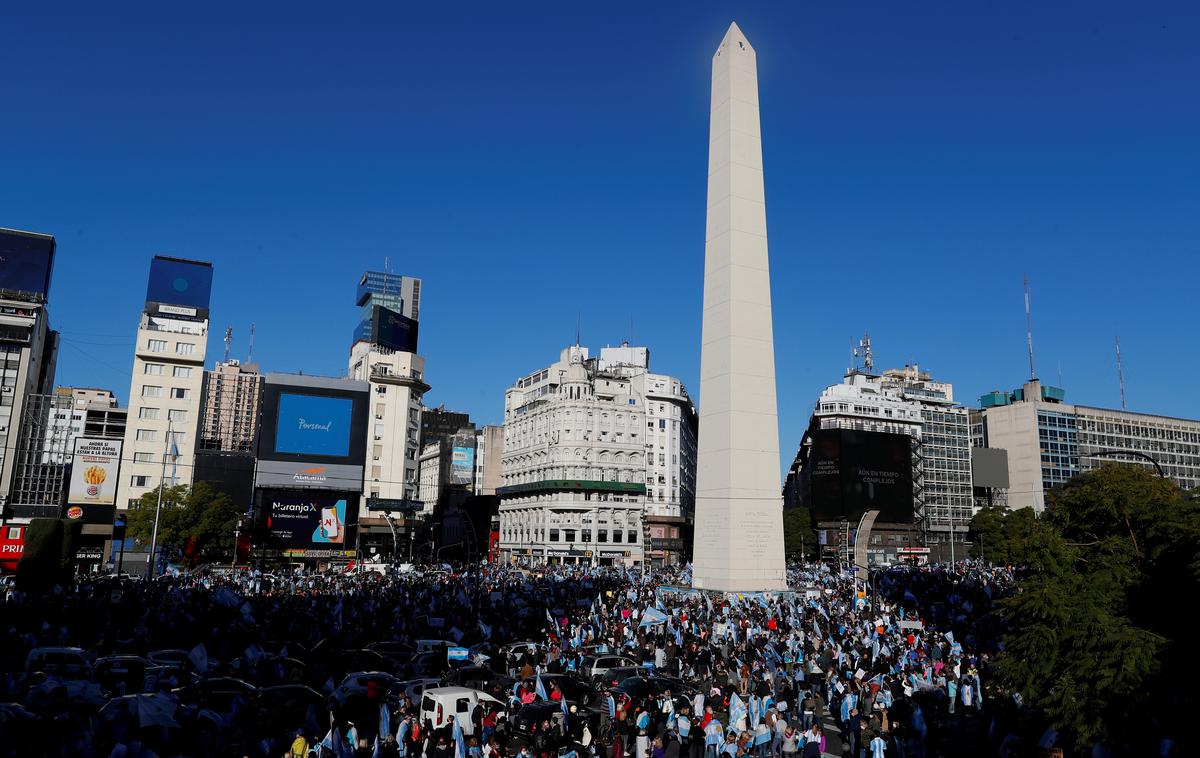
[67,438,123,506]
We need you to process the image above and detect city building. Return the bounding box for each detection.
[784,359,974,563]
[0,228,60,520]
[6,393,74,517]
[199,360,262,452]
[474,425,504,496]
[421,405,474,447]
[417,439,451,509]
[116,256,212,508]
[879,366,974,550]
[46,388,126,464]
[975,378,1200,511]
[497,343,697,567]
[347,271,427,504]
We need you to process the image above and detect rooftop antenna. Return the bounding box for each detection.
[1116,336,1127,410]
[223,326,232,363]
[575,312,581,347]
[247,323,256,364]
[1057,360,1063,388]
[851,332,874,373]
[1024,275,1036,379]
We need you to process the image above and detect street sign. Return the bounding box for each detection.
[366,497,424,513]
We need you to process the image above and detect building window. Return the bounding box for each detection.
[628,530,638,543]
[134,452,154,463]
[141,385,162,398]
[597,530,608,543]
[147,339,167,352]
[549,529,559,542]
[175,342,195,355]
[136,429,157,442]
[168,410,188,423]
[612,531,622,543]
[173,366,193,378]
[139,407,160,420]
[170,388,190,399]
[144,363,164,376]
[131,475,150,487]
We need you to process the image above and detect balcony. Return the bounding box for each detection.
[369,365,430,393]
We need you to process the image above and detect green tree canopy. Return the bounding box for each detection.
[126,482,241,565]
[991,464,1199,754]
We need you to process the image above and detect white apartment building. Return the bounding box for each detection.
[117,313,207,506]
[116,256,212,509]
[498,344,697,567]
[416,439,447,510]
[199,360,262,452]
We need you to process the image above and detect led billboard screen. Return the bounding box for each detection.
[262,489,358,556]
[372,305,419,352]
[257,377,368,469]
[451,445,475,488]
[146,256,213,311]
[810,429,914,523]
[0,229,55,298]
[275,393,353,457]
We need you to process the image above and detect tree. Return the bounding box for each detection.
[782,507,818,561]
[993,464,1200,755]
[126,482,241,565]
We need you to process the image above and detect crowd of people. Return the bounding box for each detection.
[0,560,1028,757]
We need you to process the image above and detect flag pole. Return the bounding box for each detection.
[147,419,172,579]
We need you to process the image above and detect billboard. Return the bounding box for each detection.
[372,305,419,353]
[275,393,354,457]
[810,429,913,523]
[257,376,368,468]
[254,460,364,492]
[67,438,123,506]
[450,445,475,488]
[145,255,213,312]
[262,489,358,556]
[0,229,55,299]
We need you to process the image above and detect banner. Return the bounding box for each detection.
[67,438,123,506]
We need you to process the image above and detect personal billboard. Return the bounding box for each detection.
[274,393,354,457]
[67,438,123,506]
[263,490,358,555]
[0,229,55,299]
[145,256,213,311]
[372,305,419,353]
[810,428,914,523]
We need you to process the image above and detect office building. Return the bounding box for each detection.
[497,343,697,567]
[348,271,427,504]
[46,388,126,464]
[199,360,262,452]
[116,256,212,508]
[976,378,1200,511]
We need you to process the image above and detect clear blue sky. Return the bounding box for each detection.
[3,2,1198,474]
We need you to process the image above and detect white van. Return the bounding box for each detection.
[419,686,503,735]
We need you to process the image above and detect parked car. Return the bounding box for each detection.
[388,677,443,706]
[440,665,514,697]
[93,656,149,696]
[24,647,92,680]
[579,654,638,683]
[173,677,257,713]
[521,674,595,707]
[593,666,647,691]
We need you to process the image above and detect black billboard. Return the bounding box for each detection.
[261,489,359,557]
[145,256,213,314]
[372,305,419,352]
[257,379,368,467]
[810,429,913,523]
[0,229,55,300]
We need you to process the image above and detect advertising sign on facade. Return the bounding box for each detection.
[68,438,123,506]
[275,393,354,457]
[372,305,419,353]
[254,460,364,492]
[810,429,913,522]
[145,255,213,311]
[263,490,358,555]
[450,446,475,488]
[0,229,55,298]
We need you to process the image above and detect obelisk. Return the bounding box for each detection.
[691,22,787,592]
